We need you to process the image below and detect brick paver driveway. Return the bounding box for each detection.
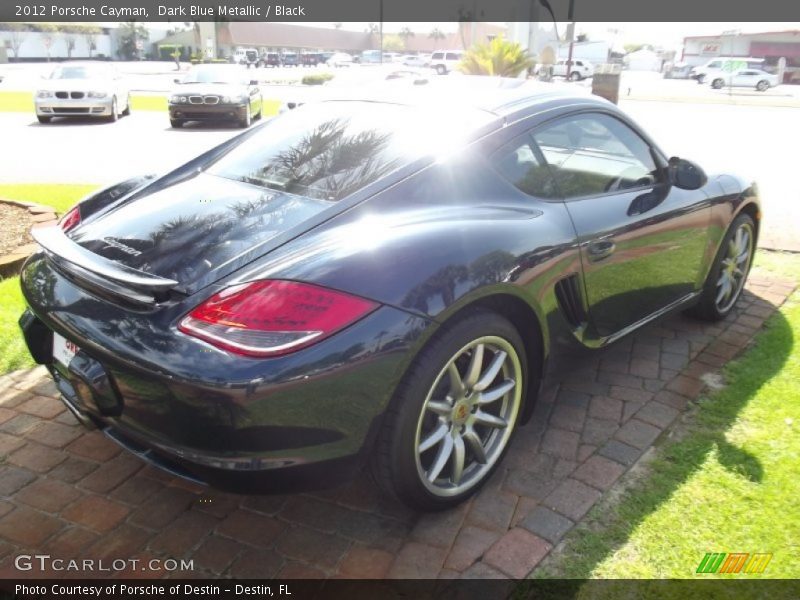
[0,275,794,580]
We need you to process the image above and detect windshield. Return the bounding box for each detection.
[207,102,491,202]
[181,67,249,85]
[49,65,114,80]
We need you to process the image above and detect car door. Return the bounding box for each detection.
[530,111,711,337]
[732,70,755,87]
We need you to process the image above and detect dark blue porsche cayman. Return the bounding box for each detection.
[19,78,759,510]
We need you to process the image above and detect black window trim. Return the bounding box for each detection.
[529,109,669,203]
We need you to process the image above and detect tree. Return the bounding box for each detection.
[60,24,86,59]
[36,23,58,62]
[623,43,645,54]
[117,21,149,60]
[80,24,102,58]
[382,34,404,53]
[333,22,342,30]
[365,23,379,35]
[459,36,534,78]
[1,23,29,61]
[398,27,415,49]
[428,27,446,43]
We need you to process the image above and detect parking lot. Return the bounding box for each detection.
[0,63,797,250]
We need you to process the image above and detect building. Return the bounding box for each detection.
[682,29,800,83]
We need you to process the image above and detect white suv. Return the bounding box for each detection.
[552,59,594,81]
[430,50,464,75]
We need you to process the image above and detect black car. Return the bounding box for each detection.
[19,78,759,510]
[262,52,281,68]
[169,65,263,128]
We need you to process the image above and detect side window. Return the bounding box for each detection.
[431,52,444,60]
[492,135,559,199]
[445,52,460,61]
[707,61,721,69]
[531,113,660,199]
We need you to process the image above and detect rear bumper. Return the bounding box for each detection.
[19,253,433,492]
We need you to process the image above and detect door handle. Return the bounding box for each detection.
[587,239,616,262]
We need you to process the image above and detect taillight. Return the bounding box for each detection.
[178,280,378,357]
[59,205,81,232]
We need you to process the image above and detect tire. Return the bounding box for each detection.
[756,80,769,92]
[711,78,725,89]
[37,116,52,124]
[687,213,755,322]
[696,74,706,84]
[435,65,446,75]
[568,71,581,81]
[121,95,131,116]
[107,97,118,122]
[372,310,529,510]
[169,119,183,128]
[239,104,252,128]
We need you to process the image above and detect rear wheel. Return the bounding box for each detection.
[756,80,769,91]
[711,78,725,89]
[372,310,528,510]
[568,71,581,81]
[435,65,446,75]
[687,213,755,321]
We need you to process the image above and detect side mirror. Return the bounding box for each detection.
[173,78,182,84]
[249,79,259,86]
[668,157,707,190]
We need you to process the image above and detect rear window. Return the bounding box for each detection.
[432,52,444,60]
[207,102,491,202]
[445,52,461,61]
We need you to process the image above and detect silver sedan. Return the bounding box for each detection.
[35,62,131,124]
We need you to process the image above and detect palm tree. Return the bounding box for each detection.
[459,36,534,78]
[428,28,446,44]
[398,27,415,49]
[365,23,379,35]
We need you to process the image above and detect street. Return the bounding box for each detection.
[0,83,796,250]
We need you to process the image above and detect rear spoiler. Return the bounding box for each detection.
[31,225,178,296]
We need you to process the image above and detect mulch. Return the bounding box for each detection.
[0,202,35,256]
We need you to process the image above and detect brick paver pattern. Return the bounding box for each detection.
[0,275,794,579]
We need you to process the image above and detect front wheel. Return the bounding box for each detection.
[711,78,725,89]
[239,104,252,128]
[756,80,769,91]
[372,311,528,510]
[121,95,131,116]
[568,71,581,81]
[696,74,706,84]
[687,213,755,321]
[169,119,183,128]
[107,97,118,122]
[435,65,446,75]
[37,115,52,124]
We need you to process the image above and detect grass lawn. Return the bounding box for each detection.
[0,276,33,373]
[0,183,99,215]
[533,261,799,584]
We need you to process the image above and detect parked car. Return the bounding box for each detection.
[402,54,431,68]
[35,62,130,124]
[327,52,353,67]
[690,57,764,84]
[281,53,299,67]
[551,59,594,81]
[233,47,260,68]
[168,65,263,128]
[301,52,323,67]
[20,78,759,510]
[709,69,780,91]
[430,50,464,74]
[663,62,693,79]
[261,52,282,68]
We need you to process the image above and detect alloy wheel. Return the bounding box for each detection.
[414,336,522,497]
[715,221,753,313]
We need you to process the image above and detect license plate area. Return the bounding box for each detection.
[53,332,79,368]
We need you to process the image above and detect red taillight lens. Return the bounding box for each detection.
[178,280,378,357]
[59,205,81,232]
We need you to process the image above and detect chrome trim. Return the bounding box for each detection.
[31,225,178,292]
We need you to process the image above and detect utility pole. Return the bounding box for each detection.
[379,0,383,64]
[565,0,575,74]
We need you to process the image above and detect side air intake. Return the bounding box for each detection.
[555,274,588,328]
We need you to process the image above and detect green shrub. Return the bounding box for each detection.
[301,73,334,86]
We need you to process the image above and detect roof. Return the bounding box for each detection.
[316,76,602,118]
[683,29,800,41]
